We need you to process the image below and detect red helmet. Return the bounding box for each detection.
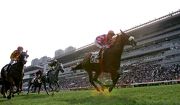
[17,46,23,51]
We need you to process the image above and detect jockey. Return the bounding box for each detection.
[94,30,115,58]
[95,30,115,49]
[31,70,43,84]
[10,46,24,62]
[7,46,24,71]
[48,59,58,70]
[35,70,43,78]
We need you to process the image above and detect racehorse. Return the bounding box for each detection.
[72,30,136,92]
[27,61,64,95]
[42,61,64,94]
[27,75,45,95]
[1,51,29,99]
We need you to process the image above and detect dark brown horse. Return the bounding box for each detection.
[72,30,136,92]
[27,72,45,95]
[1,51,29,99]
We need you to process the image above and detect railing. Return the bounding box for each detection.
[130,79,180,87]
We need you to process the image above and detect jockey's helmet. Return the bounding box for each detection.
[17,46,23,51]
[54,59,58,63]
[107,30,115,36]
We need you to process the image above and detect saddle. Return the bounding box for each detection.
[4,63,13,75]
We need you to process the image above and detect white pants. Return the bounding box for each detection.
[95,41,103,49]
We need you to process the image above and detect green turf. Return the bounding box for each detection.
[0,84,180,105]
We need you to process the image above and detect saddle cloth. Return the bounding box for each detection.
[90,51,100,63]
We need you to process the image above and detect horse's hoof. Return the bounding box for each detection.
[7,96,11,99]
[108,88,113,92]
[12,94,14,97]
[96,89,100,92]
[101,86,106,92]
[51,93,54,96]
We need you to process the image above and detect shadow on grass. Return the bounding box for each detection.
[0,98,9,103]
[20,93,49,99]
[62,95,137,105]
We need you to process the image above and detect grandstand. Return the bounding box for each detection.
[57,10,180,65]
[22,10,180,90]
[54,10,180,89]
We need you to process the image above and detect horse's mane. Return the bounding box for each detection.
[109,34,120,48]
[111,35,118,43]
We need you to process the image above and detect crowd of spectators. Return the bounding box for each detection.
[119,62,180,85]
[59,76,91,90]
[58,62,180,90]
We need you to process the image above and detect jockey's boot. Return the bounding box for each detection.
[98,48,103,59]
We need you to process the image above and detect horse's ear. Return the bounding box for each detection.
[120,29,123,33]
[120,29,125,34]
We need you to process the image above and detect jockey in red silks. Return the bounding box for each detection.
[94,30,115,58]
[95,30,115,48]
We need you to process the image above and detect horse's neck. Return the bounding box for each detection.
[13,62,24,71]
[55,69,60,76]
[109,43,125,56]
[49,69,59,77]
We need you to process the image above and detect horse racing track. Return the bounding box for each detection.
[0,84,180,105]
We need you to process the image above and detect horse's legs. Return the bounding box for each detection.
[7,83,13,99]
[19,81,23,93]
[93,72,105,91]
[88,71,100,92]
[55,82,60,92]
[14,81,22,96]
[38,84,41,94]
[43,82,49,95]
[109,72,120,92]
[27,83,32,94]
[49,83,53,91]
[1,84,6,98]
[34,86,37,93]
[12,84,19,96]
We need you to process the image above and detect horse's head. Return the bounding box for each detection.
[55,62,64,73]
[18,51,29,64]
[113,30,136,47]
[59,63,65,73]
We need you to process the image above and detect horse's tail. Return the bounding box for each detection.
[71,63,83,71]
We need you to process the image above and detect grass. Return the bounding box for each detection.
[0,84,180,105]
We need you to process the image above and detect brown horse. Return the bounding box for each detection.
[1,51,29,99]
[72,30,136,92]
